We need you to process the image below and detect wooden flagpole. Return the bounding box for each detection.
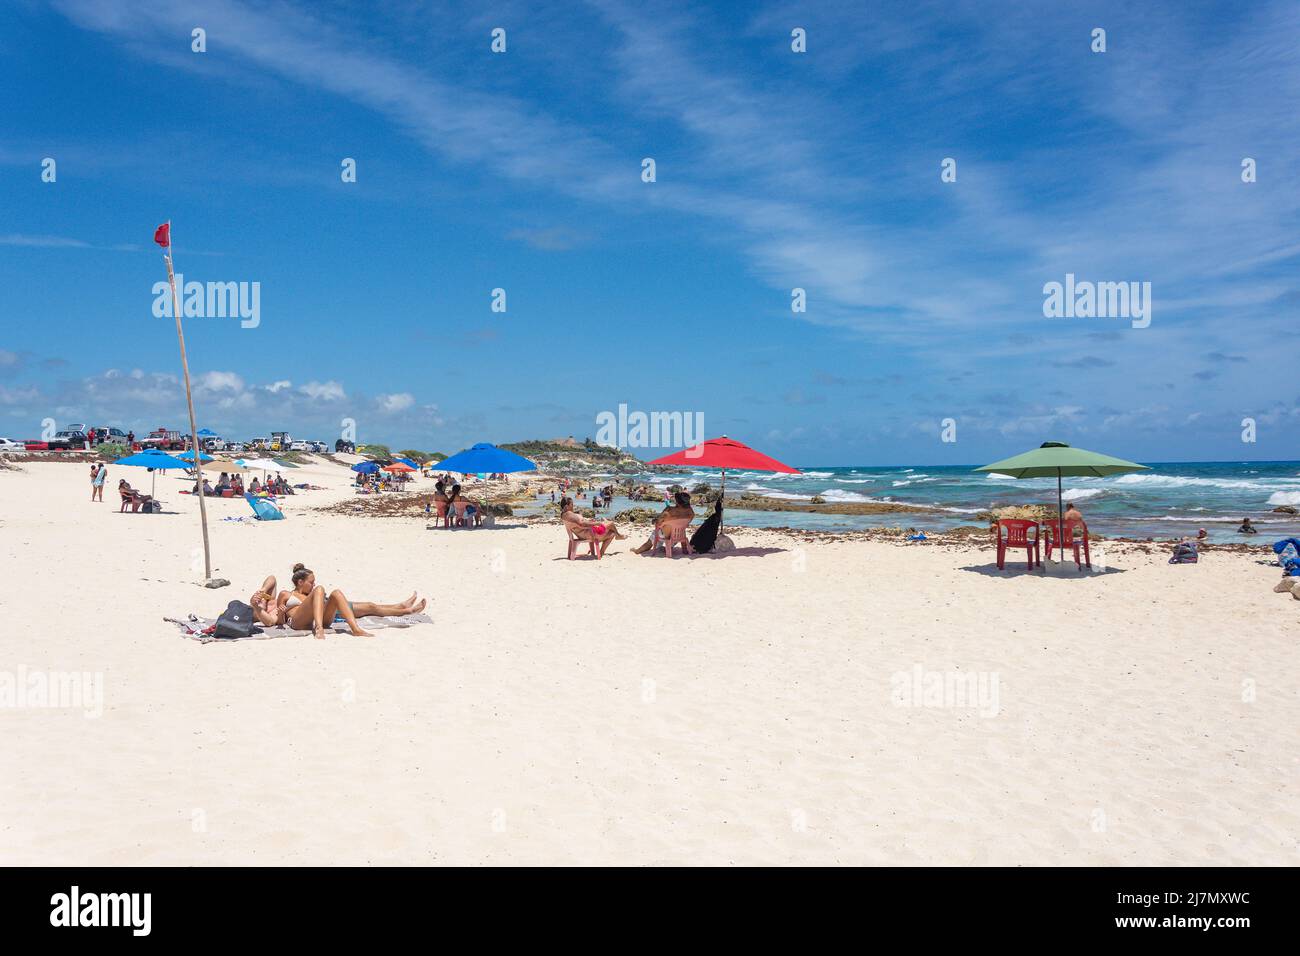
[162,221,213,581]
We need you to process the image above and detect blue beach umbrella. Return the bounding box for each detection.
[396,457,421,470]
[115,449,194,498]
[174,449,215,464]
[351,461,381,475]
[434,443,536,475]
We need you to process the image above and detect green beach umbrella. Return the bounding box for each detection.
[974,441,1149,546]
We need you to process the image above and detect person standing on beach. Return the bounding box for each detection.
[91,462,107,502]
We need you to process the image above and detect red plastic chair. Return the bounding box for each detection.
[996,519,1041,570]
[653,518,694,558]
[565,524,599,560]
[1045,519,1091,569]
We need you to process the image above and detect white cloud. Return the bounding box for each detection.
[379,393,415,413]
[298,380,346,402]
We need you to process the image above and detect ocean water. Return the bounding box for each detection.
[614,461,1300,541]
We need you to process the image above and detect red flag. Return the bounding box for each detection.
[153,223,170,248]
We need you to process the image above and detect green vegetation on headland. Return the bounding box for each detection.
[499,438,645,473]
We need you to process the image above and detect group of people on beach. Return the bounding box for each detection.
[250,564,426,639]
[559,489,700,558]
[431,479,484,526]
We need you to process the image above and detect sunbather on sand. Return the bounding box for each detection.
[250,575,284,626]
[560,496,626,555]
[277,563,427,639]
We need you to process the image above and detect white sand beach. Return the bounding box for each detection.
[1,457,1297,866]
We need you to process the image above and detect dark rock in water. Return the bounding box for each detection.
[810,495,826,504]
[613,507,659,524]
[1273,505,1298,515]
[690,483,720,504]
[481,503,513,516]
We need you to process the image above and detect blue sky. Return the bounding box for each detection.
[1,0,1297,464]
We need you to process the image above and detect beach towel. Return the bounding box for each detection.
[167,611,433,644]
[1168,542,1199,564]
[245,493,285,520]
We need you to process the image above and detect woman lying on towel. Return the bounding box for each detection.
[275,564,427,639]
[560,496,626,554]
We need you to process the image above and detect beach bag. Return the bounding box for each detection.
[214,600,256,639]
[1168,542,1198,564]
[141,499,161,514]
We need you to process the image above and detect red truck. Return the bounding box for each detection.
[139,427,189,451]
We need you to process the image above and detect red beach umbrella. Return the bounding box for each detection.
[647,436,800,475]
[647,436,800,542]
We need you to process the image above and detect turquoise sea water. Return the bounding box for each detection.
[598,461,1300,542]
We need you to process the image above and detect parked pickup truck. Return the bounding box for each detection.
[139,427,188,451]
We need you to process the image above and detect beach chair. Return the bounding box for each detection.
[453,499,473,527]
[995,519,1040,570]
[433,499,451,528]
[654,518,694,558]
[565,523,598,560]
[1044,518,1091,569]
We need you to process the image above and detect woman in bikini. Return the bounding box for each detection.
[249,575,285,627]
[560,496,625,557]
[276,563,427,639]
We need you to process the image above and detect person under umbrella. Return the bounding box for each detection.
[646,436,800,554]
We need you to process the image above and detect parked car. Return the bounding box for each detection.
[89,427,130,447]
[311,441,329,453]
[335,439,356,454]
[65,422,88,434]
[248,437,269,450]
[289,440,312,452]
[48,430,88,450]
[0,437,24,453]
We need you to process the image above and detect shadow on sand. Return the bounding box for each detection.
[958,561,1127,578]
[425,522,532,531]
[551,545,789,562]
